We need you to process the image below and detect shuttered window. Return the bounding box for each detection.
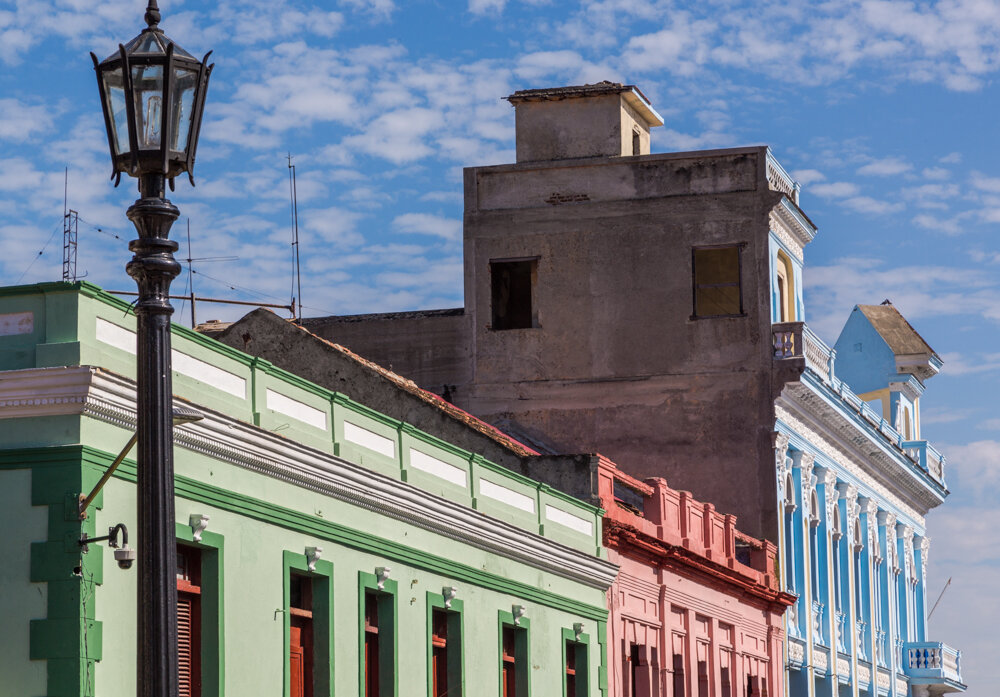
[365,592,380,697]
[290,574,314,697]
[177,545,202,697]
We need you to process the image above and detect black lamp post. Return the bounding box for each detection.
[91,3,212,696]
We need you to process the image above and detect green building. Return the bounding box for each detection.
[0,282,616,697]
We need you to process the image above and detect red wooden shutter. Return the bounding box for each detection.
[178,595,194,697]
[290,625,305,697]
[176,545,201,697]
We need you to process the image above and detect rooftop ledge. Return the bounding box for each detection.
[772,321,948,489]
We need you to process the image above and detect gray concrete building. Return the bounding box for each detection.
[296,82,810,541]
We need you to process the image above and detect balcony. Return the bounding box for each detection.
[904,642,966,695]
[902,440,946,482]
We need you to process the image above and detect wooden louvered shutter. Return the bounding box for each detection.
[177,545,202,697]
[178,595,195,697]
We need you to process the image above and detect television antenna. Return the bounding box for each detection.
[181,218,238,327]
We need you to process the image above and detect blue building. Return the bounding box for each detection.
[770,202,964,697]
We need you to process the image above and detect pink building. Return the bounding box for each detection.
[599,458,795,697]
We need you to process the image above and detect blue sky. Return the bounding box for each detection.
[1,0,997,690]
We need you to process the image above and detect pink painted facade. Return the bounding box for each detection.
[599,457,794,697]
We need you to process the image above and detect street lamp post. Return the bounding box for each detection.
[91,3,213,696]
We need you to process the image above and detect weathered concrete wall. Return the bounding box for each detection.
[514,93,626,162]
[250,147,798,541]
[454,147,784,539]
[300,309,472,397]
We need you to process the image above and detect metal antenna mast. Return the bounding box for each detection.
[180,217,238,328]
[287,154,302,320]
[927,577,952,620]
[62,168,79,282]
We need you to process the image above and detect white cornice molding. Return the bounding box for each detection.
[776,385,939,518]
[0,366,619,590]
[771,198,816,250]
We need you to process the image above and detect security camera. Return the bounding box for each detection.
[115,545,137,570]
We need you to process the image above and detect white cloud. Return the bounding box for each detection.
[811,181,860,198]
[857,156,911,176]
[841,196,904,215]
[940,152,962,164]
[792,169,825,186]
[0,99,53,142]
[392,213,461,241]
[912,213,964,236]
[922,167,952,180]
[469,0,506,14]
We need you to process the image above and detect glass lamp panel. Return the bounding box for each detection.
[170,67,198,153]
[130,64,164,148]
[102,67,130,155]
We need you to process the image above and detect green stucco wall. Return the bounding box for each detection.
[0,469,48,696]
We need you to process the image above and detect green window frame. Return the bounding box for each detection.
[562,628,589,697]
[497,610,530,697]
[359,570,398,697]
[175,523,225,697]
[427,591,464,697]
[283,550,334,697]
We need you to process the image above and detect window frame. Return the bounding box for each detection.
[489,256,540,331]
[497,610,530,697]
[174,523,224,697]
[359,571,397,697]
[561,628,589,697]
[426,592,464,697]
[690,243,747,320]
[283,551,334,697]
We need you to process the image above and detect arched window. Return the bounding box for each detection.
[775,250,796,322]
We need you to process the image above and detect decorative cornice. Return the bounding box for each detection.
[775,392,940,519]
[0,365,619,590]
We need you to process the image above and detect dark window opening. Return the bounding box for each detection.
[502,625,527,697]
[672,650,686,697]
[365,592,380,697]
[698,659,709,697]
[565,640,576,696]
[290,574,314,697]
[490,259,536,330]
[632,129,641,156]
[721,666,732,697]
[565,638,588,697]
[692,246,743,318]
[431,609,449,697]
[629,644,641,697]
[177,545,202,697]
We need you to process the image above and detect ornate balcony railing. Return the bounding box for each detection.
[766,148,799,203]
[772,321,802,358]
[902,440,946,481]
[856,620,867,661]
[904,642,963,686]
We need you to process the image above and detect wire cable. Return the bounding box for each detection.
[16,223,62,284]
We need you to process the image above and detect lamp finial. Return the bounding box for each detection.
[144,1,161,29]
